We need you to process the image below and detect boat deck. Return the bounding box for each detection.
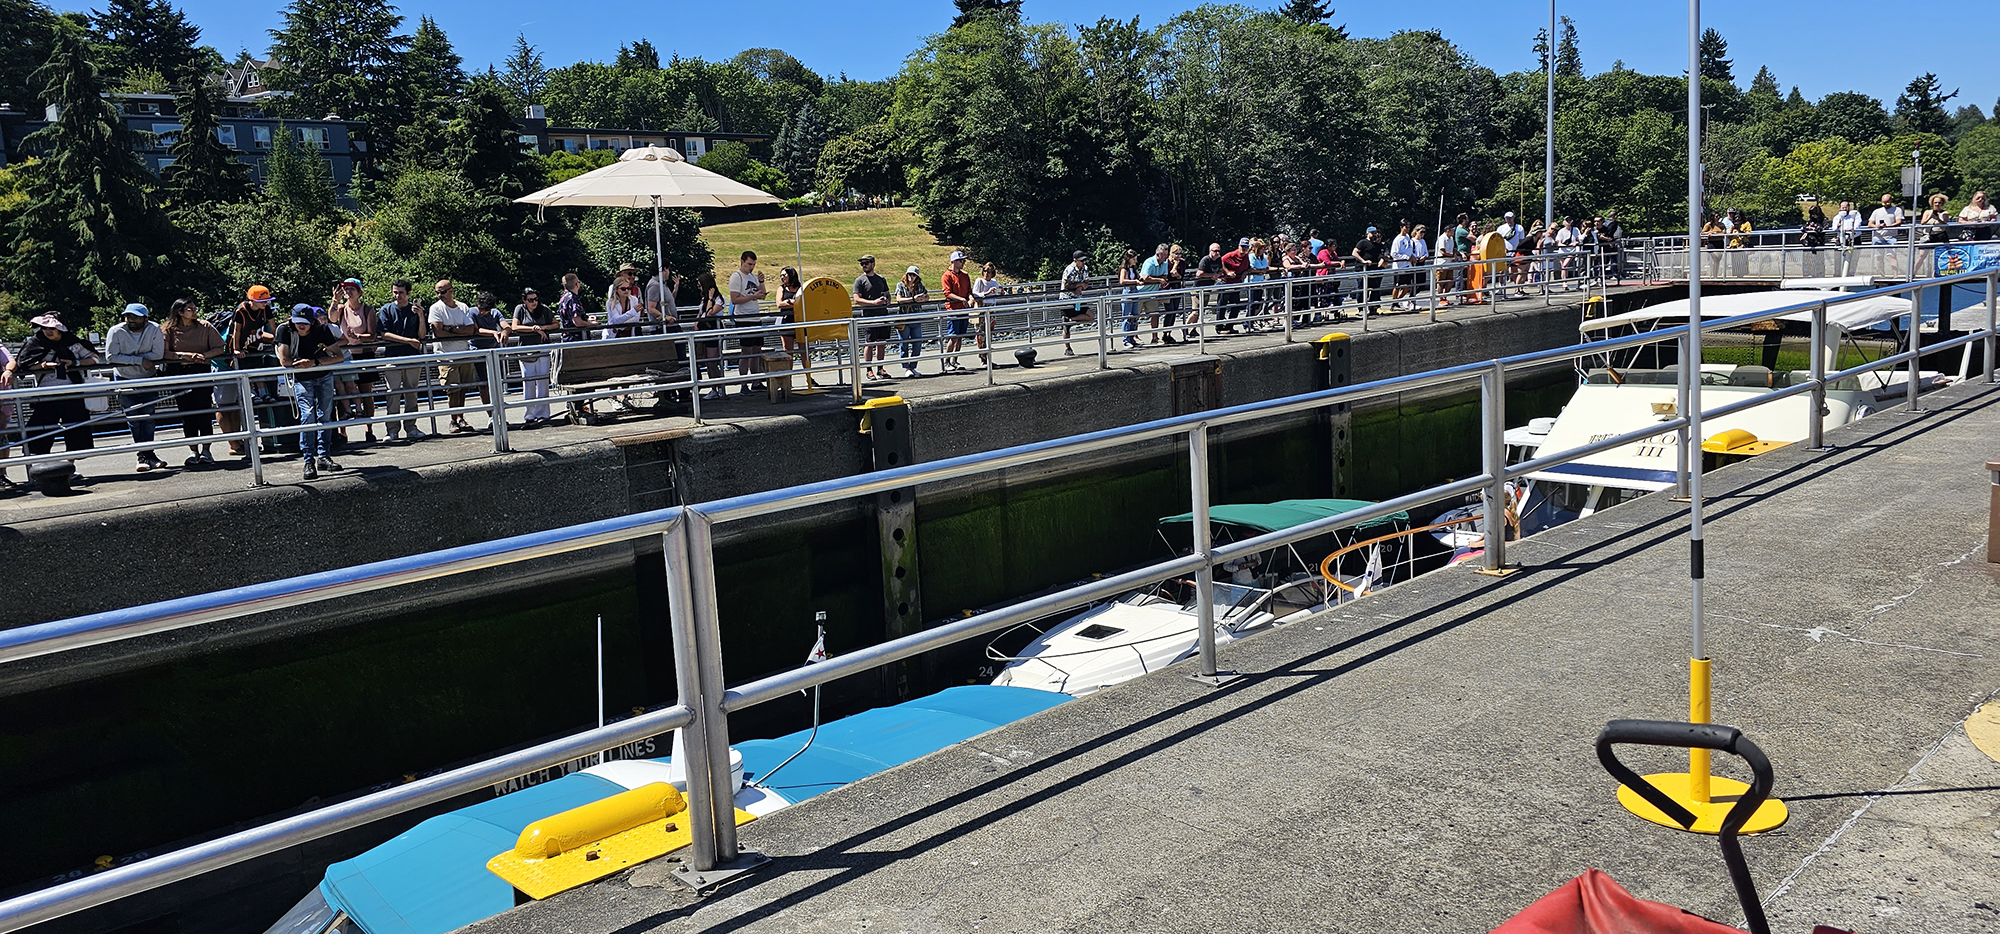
[465,379,2000,934]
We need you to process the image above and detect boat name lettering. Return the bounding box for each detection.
[487,736,660,796]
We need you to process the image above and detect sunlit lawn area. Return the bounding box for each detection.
[701,208,967,286]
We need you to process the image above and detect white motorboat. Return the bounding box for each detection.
[989,499,1409,697]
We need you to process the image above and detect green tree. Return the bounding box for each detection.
[1818,91,1891,142]
[1956,123,2000,198]
[1554,15,1580,78]
[1950,104,1986,143]
[816,123,901,199]
[89,0,204,87]
[404,15,463,103]
[614,40,658,71]
[772,101,829,189]
[540,148,616,184]
[951,0,1021,28]
[5,23,175,326]
[501,32,545,108]
[198,199,339,302]
[1,0,60,112]
[1697,27,1732,85]
[818,77,895,137]
[162,73,251,206]
[336,167,510,288]
[262,121,337,218]
[576,204,710,286]
[265,0,408,165]
[1279,0,1330,24]
[1893,74,1958,137]
[695,140,752,179]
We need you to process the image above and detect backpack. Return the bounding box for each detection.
[206,307,237,341]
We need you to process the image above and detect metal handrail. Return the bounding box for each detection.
[0,266,1991,933]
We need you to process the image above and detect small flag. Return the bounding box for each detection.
[1358,544,1385,596]
[806,625,828,664]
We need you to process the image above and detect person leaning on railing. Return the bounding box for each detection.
[219,286,282,457]
[427,280,481,435]
[374,279,430,442]
[104,303,168,473]
[1958,191,1996,241]
[277,304,344,480]
[161,298,226,467]
[10,315,100,468]
[509,287,555,427]
[1919,193,1954,244]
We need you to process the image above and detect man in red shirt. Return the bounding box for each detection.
[940,251,973,372]
[1219,237,1250,332]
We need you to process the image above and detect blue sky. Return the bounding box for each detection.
[60,0,2000,115]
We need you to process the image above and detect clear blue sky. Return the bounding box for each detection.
[60,0,2000,115]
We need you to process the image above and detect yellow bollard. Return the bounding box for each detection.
[1616,657,1788,834]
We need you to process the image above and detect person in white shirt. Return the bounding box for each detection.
[603,276,643,340]
[1831,201,1863,243]
[1434,223,1462,303]
[105,303,168,471]
[427,280,480,433]
[727,251,768,393]
[1388,222,1416,305]
[1868,194,1905,244]
[1958,190,1997,241]
[969,262,1004,366]
[1554,218,1582,286]
[1497,211,1528,294]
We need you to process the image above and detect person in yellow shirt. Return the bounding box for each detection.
[1700,212,1726,277]
[1724,208,1753,277]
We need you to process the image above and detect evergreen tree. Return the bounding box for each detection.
[89,0,204,87]
[951,0,1021,28]
[1894,73,1959,137]
[501,32,545,108]
[1951,104,1987,142]
[5,24,175,325]
[1818,90,1891,142]
[1697,28,1732,85]
[162,73,250,205]
[262,120,337,217]
[1,0,61,112]
[1748,65,1778,97]
[1531,27,1549,74]
[772,100,829,186]
[614,39,658,71]
[403,15,463,104]
[1554,16,1581,78]
[266,0,408,167]
[1278,0,1330,25]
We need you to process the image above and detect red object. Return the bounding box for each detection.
[1493,869,1746,933]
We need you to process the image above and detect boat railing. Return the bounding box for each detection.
[0,267,1995,933]
[1629,227,2000,283]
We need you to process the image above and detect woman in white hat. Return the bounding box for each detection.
[12,315,102,462]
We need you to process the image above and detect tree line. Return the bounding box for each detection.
[4,0,1999,330]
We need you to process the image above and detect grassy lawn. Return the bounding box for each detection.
[701,208,967,286]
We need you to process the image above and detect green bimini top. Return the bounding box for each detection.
[1157,499,1409,535]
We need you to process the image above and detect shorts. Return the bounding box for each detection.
[439,361,477,390]
[944,315,970,337]
[1063,304,1093,323]
[864,320,891,343]
[340,348,380,387]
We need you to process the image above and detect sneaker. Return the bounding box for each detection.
[136,459,153,474]
[700,389,725,401]
[317,457,341,472]
[303,461,318,480]
[185,454,201,467]
[1063,347,1076,356]
[902,368,919,378]
[404,427,427,441]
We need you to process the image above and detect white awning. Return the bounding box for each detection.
[1581,289,1912,335]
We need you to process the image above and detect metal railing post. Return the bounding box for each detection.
[1186,423,1220,680]
[689,334,705,422]
[982,308,995,386]
[1675,333,1690,500]
[1282,279,1295,342]
[1907,286,1922,412]
[1987,272,1997,384]
[485,349,510,453]
[1095,295,1109,369]
[661,521,720,871]
[847,319,864,402]
[1480,361,1507,572]
[1808,302,1828,451]
[236,374,262,487]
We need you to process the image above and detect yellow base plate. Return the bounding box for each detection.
[1967,701,2000,764]
[1617,772,1788,835]
[489,807,756,899]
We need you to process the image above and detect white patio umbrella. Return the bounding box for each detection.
[516,145,780,287]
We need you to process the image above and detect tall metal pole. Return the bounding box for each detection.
[1684,0,1711,804]
[1545,0,1556,228]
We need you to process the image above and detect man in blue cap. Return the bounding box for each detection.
[105,303,168,472]
[277,304,345,480]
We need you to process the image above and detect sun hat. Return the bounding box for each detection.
[29,314,66,331]
[122,303,150,318]
[246,285,273,301]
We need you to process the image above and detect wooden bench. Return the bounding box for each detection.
[548,339,692,421]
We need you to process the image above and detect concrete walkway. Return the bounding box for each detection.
[0,285,1639,529]
[469,380,2000,934]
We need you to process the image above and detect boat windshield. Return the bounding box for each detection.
[1191,582,1262,618]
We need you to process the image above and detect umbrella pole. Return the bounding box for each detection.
[653,197,666,312]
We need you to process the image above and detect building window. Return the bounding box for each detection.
[253,125,273,149]
[298,126,331,150]
[517,133,539,154]
[589,138,612,150]
[684,137,706,159]
[150,122,181,149]
[215,125,237,149]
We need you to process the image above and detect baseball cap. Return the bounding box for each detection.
[1073,250,1087,260]
[341,277,362,288]
[1238,237,1251,247]
[290,303,318,324]
[521,287,539,297]
[905,265,921,275]
[1504,211,1515,218]
[122,303,150,318]
[246,285,272,301]
[949,250,967,262]
[858,254,876,264]
[1365,226,1378,234]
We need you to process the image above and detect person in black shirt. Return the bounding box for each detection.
[374,278,429,441]
[14,315,101,460]
[278,306,344,479]
[852,255,892,380]
[1352,227,1388,313]
[512,287,556,425]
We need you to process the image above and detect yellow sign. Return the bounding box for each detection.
[796,276,853,342]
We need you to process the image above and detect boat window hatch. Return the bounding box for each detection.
[1075,624,1124,640]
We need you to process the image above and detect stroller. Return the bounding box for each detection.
[1490,720,1855,934]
